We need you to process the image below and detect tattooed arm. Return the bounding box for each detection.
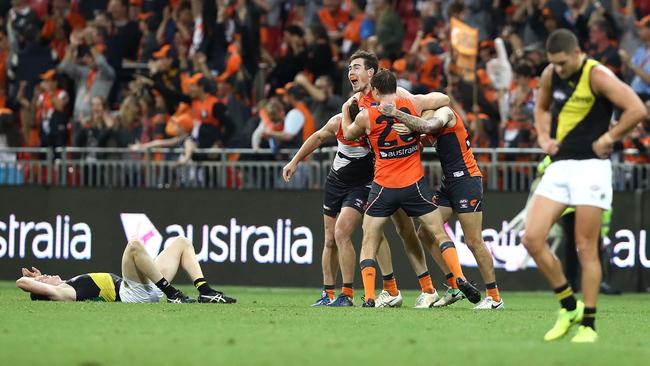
[379,104,455,134]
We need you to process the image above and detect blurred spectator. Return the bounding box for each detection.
[318,0,347,41]
[502,63,537,150]
[34,70,69,149]
[0,110,23,184]
[294,73,343,129]
[372,0,405,60]
[268,25,306,91]
[262,84,314,150]
[620,15,650,101]
[224,0,262,87]
[57,32,116,122]
[74,96,113,151]
[7,22,57,102]
[304,23,336,81]
[108,0,142,61]
[588,19,622,77]
[251,98,285,150]
[138,12,159,62]
[341,0,369,59]
[6,0,41,52]
[213,74,251,148]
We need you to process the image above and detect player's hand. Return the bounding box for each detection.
[379,103,396,117]
[22,267,42,277]
[392,123,412,135]
[592,132,614,158]
[282,162,297,182]
[540,138,559,156]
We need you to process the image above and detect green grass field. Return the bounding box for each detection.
[1,282,648,366]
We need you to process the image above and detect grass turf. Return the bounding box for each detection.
[0,282,648,366]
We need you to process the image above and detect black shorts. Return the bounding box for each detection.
[365,178,437,217]
[436,176,483,213]
[323,179,370,217]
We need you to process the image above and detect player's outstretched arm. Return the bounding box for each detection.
[590,65,647,158]
[380,104,453,134]
[398,89,450,111]
[283,114,340,182]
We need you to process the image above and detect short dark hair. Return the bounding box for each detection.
[591,20,612,39]
[370,69,397,95]
[514,62,533,77]
[349,50,379,75]
[546,29,579,54]
[287,85,305,100]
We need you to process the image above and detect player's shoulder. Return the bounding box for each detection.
[540,64,554,84]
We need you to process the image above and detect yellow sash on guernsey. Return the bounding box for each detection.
[556,59,599,143]
[88,273,118,302]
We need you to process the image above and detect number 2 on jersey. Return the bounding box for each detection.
[376,114,415,147]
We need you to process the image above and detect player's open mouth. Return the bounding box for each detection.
[350,76,359,87]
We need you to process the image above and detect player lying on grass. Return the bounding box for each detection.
[15,236,236,304]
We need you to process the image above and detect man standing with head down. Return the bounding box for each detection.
[522,29,645,343]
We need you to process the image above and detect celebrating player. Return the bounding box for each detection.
[384,104,504,310]
[342,69,481,307]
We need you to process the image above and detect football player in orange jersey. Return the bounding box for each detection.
[384,103,504,310]
[342,69,481,307]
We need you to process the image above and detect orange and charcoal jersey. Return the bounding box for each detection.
[430,108,482,181]
[367,97,423,188]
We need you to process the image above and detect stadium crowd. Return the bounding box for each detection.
[0,0,648,165]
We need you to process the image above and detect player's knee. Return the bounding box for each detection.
[575,240,599,260]
[334,226,352,247]
[463,236,484,249]
[126,239,145,253]
[521,233,543,254]
[324,235,336,249]
[169,235,191,248]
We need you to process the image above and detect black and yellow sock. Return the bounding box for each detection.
[554,283,577,311]
[581,307,596,330]
[194,277,214,295]
[324,285,335,300]
[155,277,177,298]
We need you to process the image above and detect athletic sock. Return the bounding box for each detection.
[341,283,354,298]
[417,272,435,294]
[360,259,377,301]
[324,285,335,300]
[486,282,501,302]
[440,242,465,281]
[554,283,577,311]
[155,277,178,298]
[193,277,214,295]
[382,273,399,296]
[445,273,458,289]
[581,307,596,330]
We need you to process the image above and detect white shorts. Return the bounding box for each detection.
[119,278,164,303]
[534,159,612,210]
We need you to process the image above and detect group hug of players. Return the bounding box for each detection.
[283,49,503,310]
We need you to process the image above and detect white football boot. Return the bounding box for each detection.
[414,290,441,308]
[374,290,403,307]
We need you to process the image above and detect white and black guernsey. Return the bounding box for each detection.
[327,124,374,187]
